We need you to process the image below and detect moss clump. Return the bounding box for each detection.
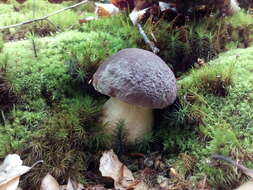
[0,13,140,188]
[3,15,138,102]
[21,95,111,188]
[161,47,253,189]
[142,10,253,75]
[179,59,235,96]
[0,37,4,52]
[0,0,88,40]
[0,54,18,111]
[66,14,139,94]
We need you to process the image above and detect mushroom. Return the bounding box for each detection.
[92,48,177,143]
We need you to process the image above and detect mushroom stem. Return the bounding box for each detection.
[101,97,153,143]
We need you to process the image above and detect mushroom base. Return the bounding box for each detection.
[101,97,153,144]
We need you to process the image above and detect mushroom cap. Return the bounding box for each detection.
[92,48,177,109]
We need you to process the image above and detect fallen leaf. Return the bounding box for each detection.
[129,8,148,25]
[234,181,253,190]
[65,178,84,190]
[99,150,159,190]
[59,185,67,190]
[0,177,20,190]
[0,154,40,190]
[95,3,120,17]
[84,184,108,190]
[99,149,135,190]
[40,173,60,190]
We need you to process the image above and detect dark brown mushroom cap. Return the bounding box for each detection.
[92,48,177,109]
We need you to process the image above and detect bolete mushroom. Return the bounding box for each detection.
[92,48,177,143]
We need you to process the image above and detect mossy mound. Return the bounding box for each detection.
[161,47,253,189]
[0,14,139,188]
[0,3,253,189]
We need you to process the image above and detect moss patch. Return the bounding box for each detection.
[170,47,253,189]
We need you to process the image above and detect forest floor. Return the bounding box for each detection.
[1,0,253,189]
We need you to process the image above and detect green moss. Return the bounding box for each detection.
[0,113,31,157]
[171,47,253,188]
[0,37,3,52]
[0,0,79,28]
[0,14,139,187]
[225,10,253,27]
[81,14,139,47]
[179,58,235,96]
[2,21,137,101]
[21,95,110,187]
[1,1,253,188]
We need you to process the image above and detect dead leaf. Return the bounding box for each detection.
[59,185,67,190]
[110,0,135,10]
[84,184,108,190]
[234,181,253,190]
[0,154,40,190]
[0,177,20,190]
[99,150,159,190]
[99,149,136,190]
[40,173,60,190]
[65,178,84,190]
[95,3,120,17]
[79,16,97,24]
[129,8,148,25]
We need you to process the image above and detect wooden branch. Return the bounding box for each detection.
[211,154,253,179]
[137,23,159,54]
[0,0,89,30]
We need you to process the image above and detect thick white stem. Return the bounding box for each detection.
[101,97,153,143]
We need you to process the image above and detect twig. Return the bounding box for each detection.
[31,37,38,58]
[0,0,89,30]
[30,160,44,169]
[1,110,6,125]
[31,0,37,58]
[137,23,159,54]
[200,175,207,190]
[211,154,253,179]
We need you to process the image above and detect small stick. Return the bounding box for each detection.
[211,155,253,179]
[200,175,207,190]
[31,38,38,58]
[1,110,6,125]
[30,160,44,169]
[0,0,89,30]
[137,23,159,54]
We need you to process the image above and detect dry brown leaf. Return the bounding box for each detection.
[129,8,148,25]
[95,3,120,17]
[79,16,97,24]
[59,185,67,190]
[234,181,253,190]
[99,149,137,190]
[0,154,33,190]
[0,177,20,190]
[110,0,135,10]
[40,173,60,190]
[65,178,84,190]
[99,150,158,190]
[84,185,108,190]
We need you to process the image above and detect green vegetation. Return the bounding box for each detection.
[0,0,253,189]
[143,10,253,74]
[0,0,96,40]
[159,47,253,189]
[0,12,139,188]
